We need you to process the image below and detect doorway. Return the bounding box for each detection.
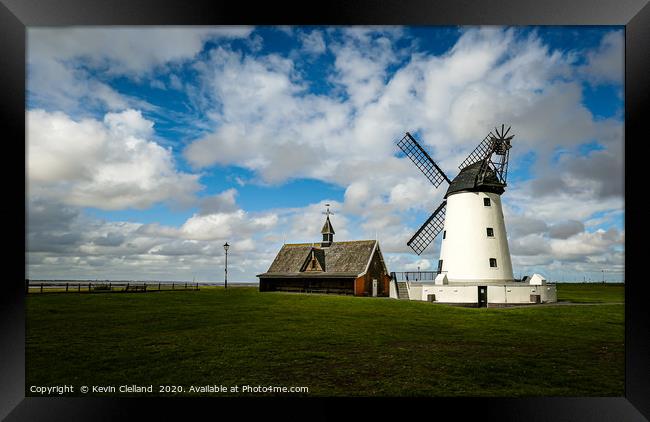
[372,279,378,297]
[478,286,487,308]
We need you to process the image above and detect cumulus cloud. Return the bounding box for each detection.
[548,228,623,262]
[27,26,254,113]
[506,215,549,238]
[579,30,624,85]
[28,27,253,76]
[183,27,623,260]
[27,108,201,210]
[548,220,585,239]
[184,27,623,191]
[329,27,405,109]
[27,194,283,281]
[403,259,433,271]
[181,210,279,241]
[26,195,353,281]
[510,234,552,256]
[198,189,239,214]
[299,30,326,55]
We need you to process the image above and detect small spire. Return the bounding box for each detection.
[321,204,335,235]
[321,215,335,235]
[321,204,335,246]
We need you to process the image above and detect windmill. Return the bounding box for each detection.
[397,125,515,283]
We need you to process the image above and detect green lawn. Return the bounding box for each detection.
[26,285,624,397]
[556,282,624,303]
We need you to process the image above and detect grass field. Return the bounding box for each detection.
[26,283,624,397]
[556,282,624,303]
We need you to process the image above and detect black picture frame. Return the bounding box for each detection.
[2,0,648,420]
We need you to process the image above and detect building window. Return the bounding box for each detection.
[486,227,494,237]
[443,230,446,239]
[484,197,491,206]
[489,258,497,268]
[437,260,443,273]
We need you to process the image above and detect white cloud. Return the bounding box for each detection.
[169,74,184,90]
[28,27,253,76]
[199,188,239,214]
[181,27,623,276]
[548,220,585,239]
[275,26,294,36]
[27,26,254,114]
[403,259,432,271]
[300,30,326,55]
[510,234,552,256]
[27,109,201,210]
[579,30,624,85]
[186,27,620,185]
[549,228,623,261]
[26,196,340,282]
[181,211,249,240]
[330,28,404,109]
[179,209,279,241]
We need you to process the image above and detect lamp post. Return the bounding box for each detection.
[223,242,229,289]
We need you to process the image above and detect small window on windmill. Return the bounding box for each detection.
[443,230,446,239]
[486,227,494,237]
[484,198,491,206]
[489,258,497,268]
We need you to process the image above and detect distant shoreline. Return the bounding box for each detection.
[25,279,623,285]
[25,279,259,286]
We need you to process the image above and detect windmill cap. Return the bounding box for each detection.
[445,161,505,198]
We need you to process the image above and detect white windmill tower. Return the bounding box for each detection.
[396,126,556,306]
[396,126,529,301]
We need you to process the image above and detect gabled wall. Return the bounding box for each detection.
[354,248,390,297]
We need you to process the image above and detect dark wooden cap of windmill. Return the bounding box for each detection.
[444,126,513,198]
[445,161,505,198]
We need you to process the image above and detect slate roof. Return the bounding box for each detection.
[257,240,380,279]
[445,160,505,198]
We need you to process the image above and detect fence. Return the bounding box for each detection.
[25,280,200,294]
[390,271,439,282]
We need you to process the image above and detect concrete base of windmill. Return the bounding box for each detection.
[408,279,557,305]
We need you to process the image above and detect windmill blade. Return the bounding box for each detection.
[398,132,451,188]
[458,131,496,170]
[407,201,446,255]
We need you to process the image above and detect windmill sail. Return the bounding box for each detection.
[407,201,447,255]
[457,131,496,170]
[398,132,451,188]
[398,124,513,257]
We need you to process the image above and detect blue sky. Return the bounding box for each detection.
[26,26,624,282]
